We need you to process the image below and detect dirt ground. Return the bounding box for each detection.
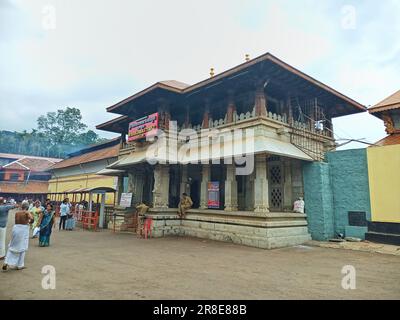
[1,210,400,300]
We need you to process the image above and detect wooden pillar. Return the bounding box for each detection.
[158,99,171,130]
[254,81,267,117]
[202,99,210,129]
[226,90,236,124]
[184,106,190,128]
[287,95,294,125]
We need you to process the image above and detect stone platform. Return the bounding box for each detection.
[144,208,311,249]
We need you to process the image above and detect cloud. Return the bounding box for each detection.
[0,0,398,147]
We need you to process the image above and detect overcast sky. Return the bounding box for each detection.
[1,0,399,148]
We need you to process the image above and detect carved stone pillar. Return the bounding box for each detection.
[152,165,170,210]
[134,172,144,204]
[200,164,211,209]
[116,175,125,205]
[245,172,255,211]
[180,166,190,196]
[225,164,238,211]
[128,171,145,206]
[254,154,269,213]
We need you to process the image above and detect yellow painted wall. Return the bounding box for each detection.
[48,174,117,205]
[367,144,400,223]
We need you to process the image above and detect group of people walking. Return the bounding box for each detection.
[0,192,192,271]
[0,197,76,272]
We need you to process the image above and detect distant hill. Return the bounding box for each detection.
[0,130,107,159]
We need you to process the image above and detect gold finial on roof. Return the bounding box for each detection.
[210,68,215,77]
[245,54,250,62]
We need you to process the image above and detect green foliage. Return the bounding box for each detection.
[0,108,106,158]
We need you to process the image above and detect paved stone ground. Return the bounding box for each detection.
[1,211,400,300]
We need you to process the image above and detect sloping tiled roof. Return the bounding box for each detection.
[373,133,400,147]
[51,144,120,170]
[159,80,190,90]
[3,161,29,170]
[369,90,400,113]
[3,157,58,172]
[0,181,49,194]
[0,153,61,162]
[106,52,366,115]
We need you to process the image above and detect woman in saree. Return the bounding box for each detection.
[30,200,44,237]
[37,204,55,247]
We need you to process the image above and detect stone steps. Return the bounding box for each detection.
[365,232,400,246]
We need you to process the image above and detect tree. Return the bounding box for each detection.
[0,107,106,158]
[37,107,89,146]
[78,130,100,146]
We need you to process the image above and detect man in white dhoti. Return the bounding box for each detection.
[0,197,18,260]
[2,203,32,271]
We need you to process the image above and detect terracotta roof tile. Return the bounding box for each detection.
[0,181,49,194]
[369,89,400,113]
[51,144,120,170]
[3,162,30,171]
[0,153,61,162]
[373,133,400,147]
[3,157,57,172]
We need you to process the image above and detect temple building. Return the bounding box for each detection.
[47,138,120,206]
[96,52,366,249]
[0,153,61,202]
[365,90,400,245]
